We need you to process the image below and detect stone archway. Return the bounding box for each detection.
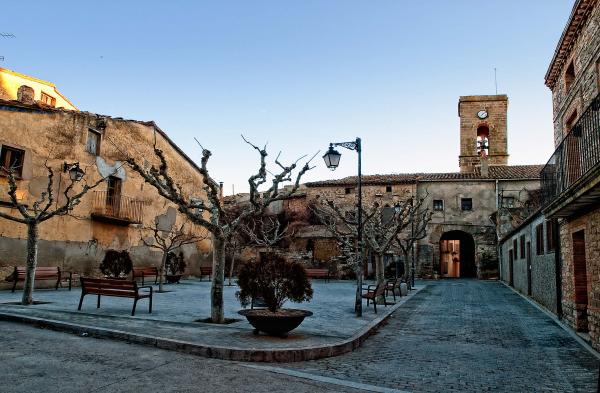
[439,230,476,278]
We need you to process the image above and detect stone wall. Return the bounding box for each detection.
[458,95,508,172]
[0,104,212,287]
[559,207,600,349]
[550,3,600,145]
[500,212,557,314]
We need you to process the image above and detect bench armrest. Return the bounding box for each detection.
[138,285,153,292]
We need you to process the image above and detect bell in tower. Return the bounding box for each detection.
[457,95,509,173]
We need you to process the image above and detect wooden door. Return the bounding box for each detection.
[526,242,532,296]
[572,230,588,332]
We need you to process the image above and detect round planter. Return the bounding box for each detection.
[165,274,182,284]
[238,308,313,337]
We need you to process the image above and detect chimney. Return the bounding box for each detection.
[17,85,35,105]
[480,156,489,177]
[219,182,224,201]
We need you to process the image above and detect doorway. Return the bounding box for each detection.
[573,230,589,332]
[106,176,122,217]
[526,242,532,296]
[439,231,476,278]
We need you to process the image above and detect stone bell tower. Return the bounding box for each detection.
[458,95,509,173]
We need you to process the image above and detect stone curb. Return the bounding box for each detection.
[0,286,423,363]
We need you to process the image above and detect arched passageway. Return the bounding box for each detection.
[439,231,476,278]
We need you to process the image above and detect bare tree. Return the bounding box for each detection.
[362,199,414,289]
[240,215,293,251]
[127,136,315,323]
[394,199,432,285]
[0,163,104,305]
[140,217,208,292]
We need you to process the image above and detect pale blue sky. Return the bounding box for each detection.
[2,1,573,194]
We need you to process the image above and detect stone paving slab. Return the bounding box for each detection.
[277,280,599,392]
[0,280,424,362]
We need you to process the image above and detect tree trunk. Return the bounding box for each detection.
[159,251,167,292]
[228,251,236,286]
[402,251,411,289]
[21,221,39,305]
[211,235,225,323]
[375,252,385,304]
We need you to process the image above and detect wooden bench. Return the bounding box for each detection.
[78,277,152,316]
[361,282,388,313]
[305,268,330,282]
[6,266,72,292]
[199,266,212,281]
[132,266,159,286]
[385,278,402,301]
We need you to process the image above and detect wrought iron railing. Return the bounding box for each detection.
[541,93,600,207]
[91,191,144,223]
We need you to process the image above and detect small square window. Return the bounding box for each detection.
[461,198,472,211]
[0,145,25,177]
[344,187,353,195]
[40,92,56,107]
[501,196,515,208]
[385,185,392,193]
[513,238,518,259]
[86,129,101,155]
[433,200,444,211]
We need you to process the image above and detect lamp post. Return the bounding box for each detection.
[62,162,85,182]
[323,137,363,317]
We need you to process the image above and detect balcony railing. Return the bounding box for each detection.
[91,191,144,224]
[541,93,600,209]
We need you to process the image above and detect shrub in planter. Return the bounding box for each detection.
[236,254,314,336]
[236,254,313,312]
[166,251,186,275]
[99,250,133,279]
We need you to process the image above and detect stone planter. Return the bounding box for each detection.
[165,274,182,284]
[238,308,313,337]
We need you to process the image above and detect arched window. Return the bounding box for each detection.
[476,125,489,157]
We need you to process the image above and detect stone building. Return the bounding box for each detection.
[0,68,77,111]
[498,210,559,313]
[539,0,600,349]
[278,94,543,279]
[0,91,211,288]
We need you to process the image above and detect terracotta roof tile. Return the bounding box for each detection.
[305,165,543,187]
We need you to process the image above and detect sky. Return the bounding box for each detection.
[1,1,574,194]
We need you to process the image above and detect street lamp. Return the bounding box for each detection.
[63,162,85,182]
[322,138,363,317]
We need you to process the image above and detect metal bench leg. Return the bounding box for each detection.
[78,293,85,311]
[132,298,138,316]
[148,295,152,314]
[11,279,17,293]
[373,301,377,313]
[97,294,101,308]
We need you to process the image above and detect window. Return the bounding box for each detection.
[565,60,575,92]
[476,125,490,158]
[461,198,472,211]
[433,199,444,211]
[106,176,122,215]
[344,187,353,195]
[520,235,525,259]
[565,110,578,134]
[86,129,101,155]
[40,92,56,107]
[535,224,544,255]
[501,196,515,208]
[0,145,25,177]
[385,185,392,193]
[546,220,556,252]
[513,238,518,260]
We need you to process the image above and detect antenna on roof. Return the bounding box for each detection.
[494,67,498,95]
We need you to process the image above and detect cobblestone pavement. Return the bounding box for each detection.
[0,321,364,393]
[279,280,599,392]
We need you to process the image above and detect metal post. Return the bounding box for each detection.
[355,137,363,317]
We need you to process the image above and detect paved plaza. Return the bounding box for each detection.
[0,279,598,392]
